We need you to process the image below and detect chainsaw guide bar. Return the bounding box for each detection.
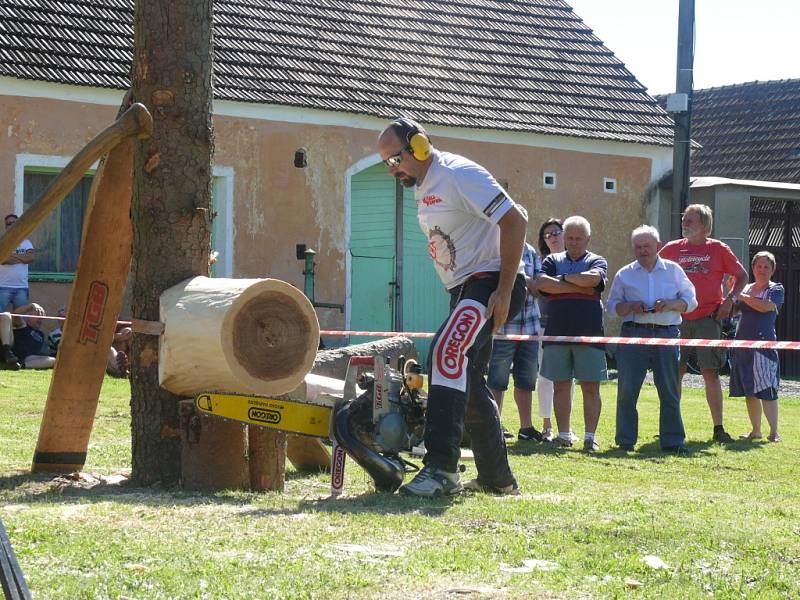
[195,393,333,438]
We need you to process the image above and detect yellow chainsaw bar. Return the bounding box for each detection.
[195,393,332,437]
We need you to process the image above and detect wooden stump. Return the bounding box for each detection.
[179,400,249,490]
[248,426,287,492]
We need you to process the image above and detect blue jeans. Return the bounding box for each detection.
[0,287,29,311]
[487,339,539,391]
[615,323,685,448]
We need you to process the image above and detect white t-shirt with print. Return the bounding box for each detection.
[415,150,523,289]
[0,239,33,288]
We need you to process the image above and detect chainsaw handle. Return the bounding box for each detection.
[343,356,374,401]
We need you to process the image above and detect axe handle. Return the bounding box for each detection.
[0,102,152,262]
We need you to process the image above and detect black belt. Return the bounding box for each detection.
[623,322,675,330]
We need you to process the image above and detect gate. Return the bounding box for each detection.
[748,196,800,377]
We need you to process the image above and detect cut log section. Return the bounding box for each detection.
[160,276,320,397]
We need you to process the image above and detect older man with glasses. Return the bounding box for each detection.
[378,118,528,497]
[0,214,36,311]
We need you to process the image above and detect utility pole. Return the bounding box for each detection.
[669,0,695,239]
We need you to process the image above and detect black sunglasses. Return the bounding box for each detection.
[543,230,563,239]
[383,147,409,168]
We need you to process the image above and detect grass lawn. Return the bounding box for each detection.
[1,369,798,599]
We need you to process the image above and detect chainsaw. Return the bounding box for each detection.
[195,355,428,494]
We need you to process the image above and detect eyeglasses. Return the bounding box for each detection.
[383,148,408,168]
[543,230,563,239]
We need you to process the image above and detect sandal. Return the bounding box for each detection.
[767,434,781,443]
[738,432,763,440]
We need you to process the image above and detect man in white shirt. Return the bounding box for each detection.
[607,225,697,453]
[0,214,35,310]
[378,118,527,497]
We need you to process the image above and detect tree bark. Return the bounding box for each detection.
[130,0,215,486]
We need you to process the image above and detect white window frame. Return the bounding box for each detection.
[15,154,235,277]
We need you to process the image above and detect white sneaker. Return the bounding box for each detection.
[541,428,555,442]
[399,465,462,497]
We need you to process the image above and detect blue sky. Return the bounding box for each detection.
[567,0,800,95]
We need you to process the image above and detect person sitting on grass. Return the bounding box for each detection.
[3,302,55,369]
[47,307,130,378]
[0,310,21,369]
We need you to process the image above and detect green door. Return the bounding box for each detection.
[350,165,449,364]
[350,165,396,346]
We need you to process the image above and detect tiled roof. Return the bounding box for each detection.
[659,79,800,183]
[0,0,674,146]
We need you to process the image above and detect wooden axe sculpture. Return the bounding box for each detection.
[0,102,152,472]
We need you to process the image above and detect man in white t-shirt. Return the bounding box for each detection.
[0,214,35,310]
[378,118,528,497]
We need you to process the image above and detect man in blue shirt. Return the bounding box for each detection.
[607,225,696,453]
[536,216,607,451]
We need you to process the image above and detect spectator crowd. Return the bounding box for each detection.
[488,203,784,454]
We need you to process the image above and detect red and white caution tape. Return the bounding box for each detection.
[6,313,163,334]
[320,330,800,350]
[8,313,795,349]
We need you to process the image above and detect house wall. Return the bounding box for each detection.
[1,91,667,336]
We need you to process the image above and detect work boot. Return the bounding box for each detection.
[463,477,520,495]
[712,425,734,444]
[1,345,21,370]
[399,465,462,498]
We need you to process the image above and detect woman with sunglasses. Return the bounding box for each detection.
[535,218,575,442]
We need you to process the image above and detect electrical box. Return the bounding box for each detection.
[666,93,689,113]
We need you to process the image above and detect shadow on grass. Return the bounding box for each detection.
[508,436,765,460]
[0,470,457,517]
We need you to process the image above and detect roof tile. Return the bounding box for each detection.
[0,0,673,146]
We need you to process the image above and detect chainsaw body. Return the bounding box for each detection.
[333,355,426,492]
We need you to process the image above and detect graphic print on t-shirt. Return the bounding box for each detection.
[428,226,456,272]
[676,250,712,275]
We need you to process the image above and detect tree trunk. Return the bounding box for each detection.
[130,0,215,486]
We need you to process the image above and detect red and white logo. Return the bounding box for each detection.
[432,301,485,391]
[421,195,442,207]
[79,280,109,345]
[331,444,346,494]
